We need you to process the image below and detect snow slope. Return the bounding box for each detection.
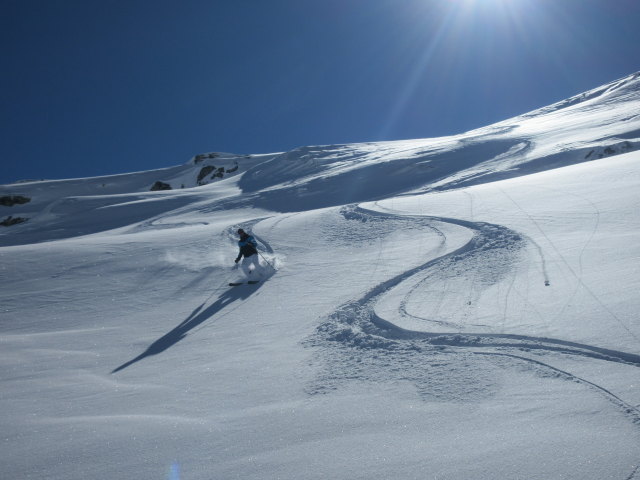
[1,72,640,479]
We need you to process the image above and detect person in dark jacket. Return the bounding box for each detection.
[235,228,264,281]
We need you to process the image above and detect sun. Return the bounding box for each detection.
[451,0,530,19]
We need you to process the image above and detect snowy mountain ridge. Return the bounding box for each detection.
[2,72,639,242]
[2,72,640,480]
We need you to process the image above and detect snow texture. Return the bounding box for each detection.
[2,72,640,479]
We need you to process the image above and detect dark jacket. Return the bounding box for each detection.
[236,233,258,261]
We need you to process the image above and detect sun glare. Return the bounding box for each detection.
[379,0,579,138]
[451,0,528,21]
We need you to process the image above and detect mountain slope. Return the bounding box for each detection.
[2,72,639,243]
[1,73,640,480]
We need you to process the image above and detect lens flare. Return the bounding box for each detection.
[169,462,180,480]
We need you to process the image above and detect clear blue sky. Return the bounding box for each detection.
[2,0,639,184]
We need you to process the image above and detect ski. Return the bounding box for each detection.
[229,280,260,286]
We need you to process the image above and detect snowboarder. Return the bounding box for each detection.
[234,228,264,283]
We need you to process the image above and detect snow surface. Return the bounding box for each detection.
[2,72,640,479]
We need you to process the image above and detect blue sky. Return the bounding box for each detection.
[2,0,639,184]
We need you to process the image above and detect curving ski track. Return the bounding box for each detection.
[307,205,640,430]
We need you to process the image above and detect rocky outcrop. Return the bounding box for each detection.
[1,216,27,226]
[584,141,636,160]
[0,195,31,207]
[194,153,219,164]
[197,166,229,185]
[150,181,172,191]
[197,166,216,184]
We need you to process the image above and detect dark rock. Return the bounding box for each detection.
[194,153,219,164]
[150,181,172,191]
[197,166,216,184]
[0,195,31,207]
[1,216,28,226]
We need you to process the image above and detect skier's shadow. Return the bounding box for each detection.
[111,284,260,374]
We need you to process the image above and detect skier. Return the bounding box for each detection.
[234,228,264,284]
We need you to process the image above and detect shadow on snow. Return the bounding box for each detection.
[111,283,261,374]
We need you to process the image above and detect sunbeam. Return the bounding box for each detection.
[378,0,601,139]
[377,4,460,139]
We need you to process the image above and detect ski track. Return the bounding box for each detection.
[626,465,640,480]
[306,205,640,431]
[497,186,640,344]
